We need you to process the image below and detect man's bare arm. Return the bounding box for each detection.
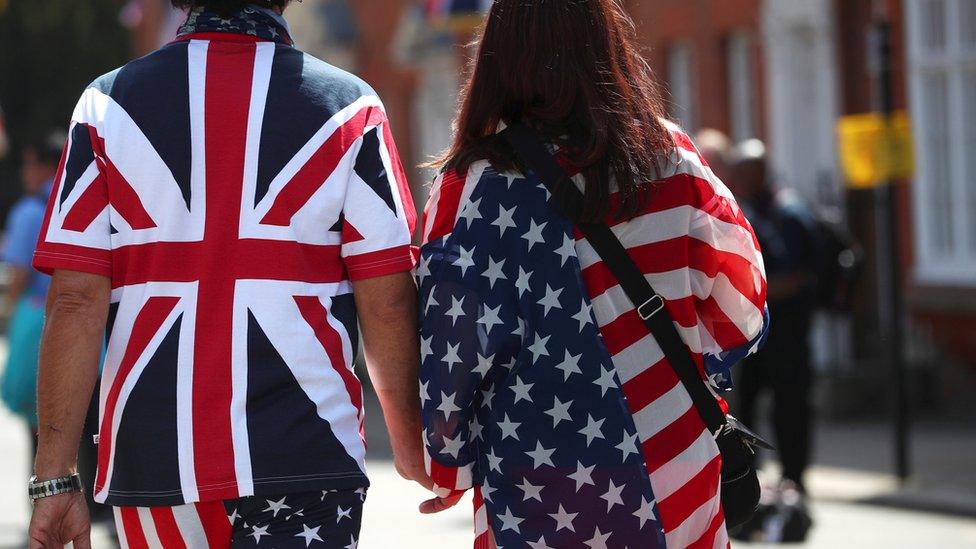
[34,270,109,479]
[29,270,109,548]
[352,272,432,489]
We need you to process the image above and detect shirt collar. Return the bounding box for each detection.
[175,4,293,45]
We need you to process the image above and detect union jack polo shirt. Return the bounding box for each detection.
[34,29,416,507]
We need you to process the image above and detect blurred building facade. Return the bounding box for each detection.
[630,0,976,413]
[127,0,976,412]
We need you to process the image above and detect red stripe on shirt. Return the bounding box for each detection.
[295,296,364,429]
[95,296,180,495]
[191,40,256,500]
[261,106,385,226]
[381,119,417,235]
[424,170,466,243]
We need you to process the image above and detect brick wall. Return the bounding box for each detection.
[624,0,765,138]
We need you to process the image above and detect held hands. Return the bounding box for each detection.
[387,421,462,515]
[28,491,91,549]
[419,491,463,514]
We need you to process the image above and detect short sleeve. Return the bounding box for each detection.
[687,167,769,389]
[33,92,113,278]
[339,110,417,281]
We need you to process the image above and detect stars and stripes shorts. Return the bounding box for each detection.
[114,488,366,548]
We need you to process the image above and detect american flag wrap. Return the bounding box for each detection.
[33,17,417,507]
[418,123,769,548]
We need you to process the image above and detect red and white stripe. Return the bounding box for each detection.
[419,126,764,549]
[114,500,231,549]
[576,127,764,549]
[40,34,413,506]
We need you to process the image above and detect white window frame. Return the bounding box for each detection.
[667,43,697,131]
[906,0,976,285]
[727,30,758,142]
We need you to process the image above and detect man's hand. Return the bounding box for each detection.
[352,272,434,492]
[28,492,91,549]
[392,433,433,492]
[30,270,108,549]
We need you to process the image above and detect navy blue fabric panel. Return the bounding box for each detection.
[60,123,96,207]
[108,316,183,505]
[107,42,192,210]
[329,213,344,233]
[353,128,396,213]
[245,312,366,489]
[104,302,120,349]
[255,46,375,206]
[329,293,359,358]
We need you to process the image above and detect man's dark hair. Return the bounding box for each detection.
[170,1,289,14]
[24,131,66,166]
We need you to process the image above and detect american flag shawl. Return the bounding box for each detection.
[419,124,768,548]
[33,8,417,507]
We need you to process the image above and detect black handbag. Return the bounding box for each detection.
[502,122,773,530]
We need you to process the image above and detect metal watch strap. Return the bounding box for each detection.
[29,473,83,502]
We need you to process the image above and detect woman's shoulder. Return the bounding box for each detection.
[420,159,551,246]
[645,120,739,210]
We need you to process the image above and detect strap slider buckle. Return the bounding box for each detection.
[637,295,665,320]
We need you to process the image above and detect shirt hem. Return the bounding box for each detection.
[97,471,370,508]
[344,245,417,281]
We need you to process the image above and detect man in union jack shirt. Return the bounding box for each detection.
[27,2,430,547]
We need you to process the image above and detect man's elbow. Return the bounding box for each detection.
[361,289,417,325]
[353,273,419,325]
[46,272,111,328]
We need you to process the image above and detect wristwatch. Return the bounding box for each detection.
[28,473,83,502]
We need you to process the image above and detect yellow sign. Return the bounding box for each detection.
[837,111,915,188]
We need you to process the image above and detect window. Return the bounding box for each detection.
[727,30,758,142]
[667,43,697,131]
[907,0,976,284]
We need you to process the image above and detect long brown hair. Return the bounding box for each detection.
[435,0,675,222]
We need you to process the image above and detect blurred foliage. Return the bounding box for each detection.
[0,0,130,224]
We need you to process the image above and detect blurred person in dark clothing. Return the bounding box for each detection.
[0,134,115,541]
[1,133,60,444]
[727,139,819,492]
[695,128,733,182]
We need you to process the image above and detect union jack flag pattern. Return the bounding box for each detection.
[419,125,768,548]
[34,30,416,507]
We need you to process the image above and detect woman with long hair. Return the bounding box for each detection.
[417,1,769,547]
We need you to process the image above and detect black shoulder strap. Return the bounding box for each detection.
[503,123,727,434]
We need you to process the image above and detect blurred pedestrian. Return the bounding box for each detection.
[416,1,769,547]
[0,105,10,158]
[694,128,733,182]
[728,139,819,493]
[0,132,60,452]
[27,1,428,547]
